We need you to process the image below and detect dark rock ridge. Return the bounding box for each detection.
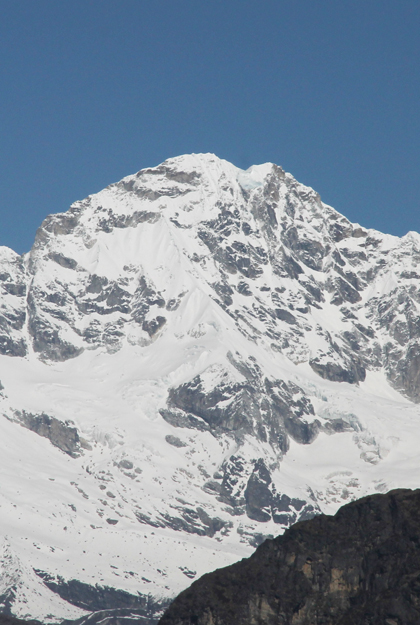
[159,489,420,625]
[8,411,89,457]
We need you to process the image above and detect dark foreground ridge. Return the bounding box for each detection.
[159,488,420,625]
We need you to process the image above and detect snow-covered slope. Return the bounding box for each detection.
[0,153,420,622]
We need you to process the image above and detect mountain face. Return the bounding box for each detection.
[0,153,420,622]
[158,488,420,625]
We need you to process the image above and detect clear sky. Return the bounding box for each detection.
[1,0,420,253]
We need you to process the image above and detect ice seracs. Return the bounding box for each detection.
[0,153,419,622]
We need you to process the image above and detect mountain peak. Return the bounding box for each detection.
[0,154,420,622]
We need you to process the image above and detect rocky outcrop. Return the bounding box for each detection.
[166,363,318,449]
[34,573,170,624]
[10,411,86,457]
[159,489,420,625]
[0,249,27,358]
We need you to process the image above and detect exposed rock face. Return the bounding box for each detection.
[159,489,420,625]
[9,411,85,457]
[166,365,318,449]
[0,249,27,357]
[34,573,170,624]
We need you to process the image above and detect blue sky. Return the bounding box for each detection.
[1,0,420,253]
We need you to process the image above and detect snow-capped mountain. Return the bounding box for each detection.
[0,153,420,623]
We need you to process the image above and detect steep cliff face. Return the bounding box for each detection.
[0,154,420,622]
[159,488,420,625]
